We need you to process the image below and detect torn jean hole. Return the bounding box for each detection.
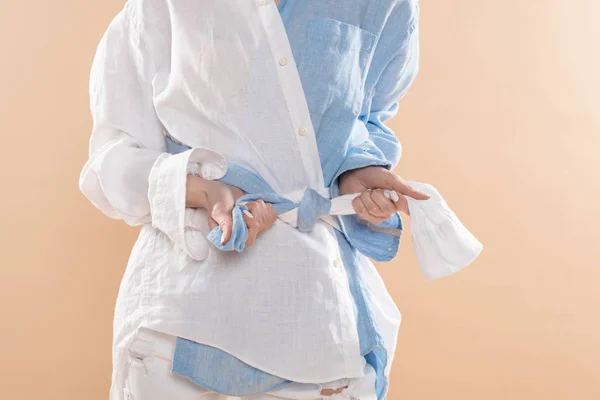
[320,385,348,396]
[322,387,360,400]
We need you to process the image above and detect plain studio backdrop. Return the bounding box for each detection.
[1,0,599,399]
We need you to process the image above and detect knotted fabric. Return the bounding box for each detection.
[166,133,483,278]
[205,162,398,255]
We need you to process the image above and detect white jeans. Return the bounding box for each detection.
[123,327,377,400]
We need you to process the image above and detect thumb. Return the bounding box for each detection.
[211,202,234,245]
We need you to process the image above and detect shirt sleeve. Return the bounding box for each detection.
[79,0,225,260]
[332,3,420,182]
[364,14,420,169]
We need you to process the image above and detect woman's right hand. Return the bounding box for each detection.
[186,175,277,246]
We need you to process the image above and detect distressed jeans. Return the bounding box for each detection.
[123,327,376,400]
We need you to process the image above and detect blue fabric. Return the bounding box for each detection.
[206,167,334,251]
[208,164,397,259]
[168,138,403,398]
[171,336,292,397]
[168,0,420,398]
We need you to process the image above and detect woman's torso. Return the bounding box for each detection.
[114,0,416,384]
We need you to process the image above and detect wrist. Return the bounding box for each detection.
[186,175,210,209]
[338,168,355,184]
[338,167,364,189]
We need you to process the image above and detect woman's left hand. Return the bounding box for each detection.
[338,166,429,224]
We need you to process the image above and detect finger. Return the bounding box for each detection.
[208,216,218,231]
[211,202,234,244]
[243,211,259,247]
[264,203,277,227]
[393,194,410,215]
[371,189,396,218]
[384,190,400,202]
[352,197,384,225]
[246,200,265,217]
[385,173,429,200]
[247,200,277,236]
[360,190,386,219]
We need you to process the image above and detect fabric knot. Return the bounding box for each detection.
[207,188,332,252]
[182,159,404,262]
[206,205,251,253]
[296,188,332,232]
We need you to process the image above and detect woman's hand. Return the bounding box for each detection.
[186,176,277,246]
[241,200,277,247]
[338,166,429,224]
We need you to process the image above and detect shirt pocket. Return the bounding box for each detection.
[298,18,377,122]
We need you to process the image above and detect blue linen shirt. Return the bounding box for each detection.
[168,0,420,398]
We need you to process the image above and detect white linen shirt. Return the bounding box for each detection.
[79,0,426,399]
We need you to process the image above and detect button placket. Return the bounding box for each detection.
[258,0,325,189]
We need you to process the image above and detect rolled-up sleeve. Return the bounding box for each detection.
[79,0,225,260]
[332,2,420,182]
[365,17,419,168]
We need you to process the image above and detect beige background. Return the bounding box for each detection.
[1,0,599,399]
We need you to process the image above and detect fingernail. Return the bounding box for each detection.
[243,210,254,219]
[221,231,226,244]
[383,190,400,202]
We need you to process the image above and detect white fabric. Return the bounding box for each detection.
[79,1,379,399]
[405,182,483,280]
[274,189,397,228]
[123,327,376,400]
[78,0,482,398]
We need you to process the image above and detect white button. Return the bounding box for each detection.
[334,257,343,268]
[297,127,307,136]
[257,0,267,5]
[278,57,288,66]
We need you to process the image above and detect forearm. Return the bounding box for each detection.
[186,175,209,209]
[186,175,245,210]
